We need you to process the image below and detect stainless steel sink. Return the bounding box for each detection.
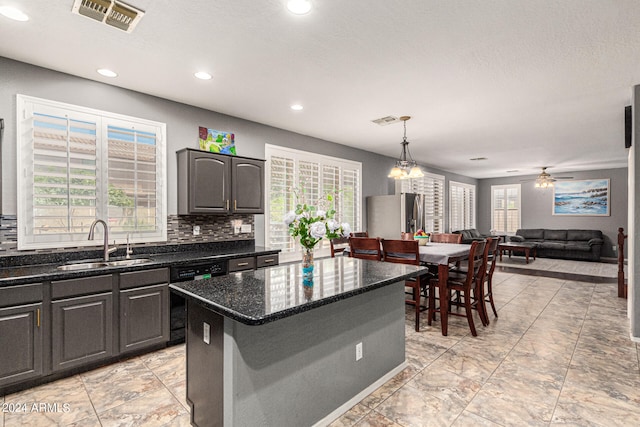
[106,258,153,267]
[57,262,109,271]
[57,258,154,271]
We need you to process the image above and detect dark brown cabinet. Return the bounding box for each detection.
[51,293,113,372]
[0,283,44,388]
[0,303,43,387]
[51,275,114,372]
[177,148,265,214]
[119,268,169,354]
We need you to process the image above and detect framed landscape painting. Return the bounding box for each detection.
[552,179,610,216]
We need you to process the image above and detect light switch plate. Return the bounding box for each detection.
[241,224,252,233]
[193,225,200,236]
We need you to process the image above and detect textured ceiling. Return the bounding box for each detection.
[0,0,637,178]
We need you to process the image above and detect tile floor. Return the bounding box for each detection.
[2,260,638,426]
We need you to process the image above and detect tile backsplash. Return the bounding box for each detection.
[0,214,254,255]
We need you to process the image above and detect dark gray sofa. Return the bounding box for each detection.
[452,229,495,244]
[509,229,604,261]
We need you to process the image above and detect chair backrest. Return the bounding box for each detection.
[463,240,487,288]
[380,239,420,266]
[430,233,462,244]
[484,237,499,277]
[330,236,350,257]
[350,231,369,238]
[348,237,381,261]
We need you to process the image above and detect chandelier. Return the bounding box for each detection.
[388,116,424,179]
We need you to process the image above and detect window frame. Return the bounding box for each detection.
[449,181,476,232]
[16,94,167,250]
[490,184,521,235]
[264,144,362,262]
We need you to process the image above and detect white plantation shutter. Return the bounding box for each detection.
[397,172,445,233]
[449,181,476,231]
[491,184,521,234]
[265,144,362,262]
[17,95,166,249]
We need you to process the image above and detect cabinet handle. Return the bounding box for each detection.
[237,262,249,267]
[226,200,229,210]
[234,200,237,210]
[36,308,40,327]
[263,259,275,263]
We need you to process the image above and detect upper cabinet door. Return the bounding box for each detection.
[231,157,265,213]
[178,150,231,214]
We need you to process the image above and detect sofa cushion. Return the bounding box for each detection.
[538,241,565,250]
[563,243,591,252]
[517,229,544,239]
[567,229,603,241]
[544,229,567,241]
[468,229,482,238]
[509,235,525,242]
[588,238,604,246]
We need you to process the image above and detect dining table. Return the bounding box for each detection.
[418,242,471,336]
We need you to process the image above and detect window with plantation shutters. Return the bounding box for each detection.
[17,95,167,250]
[449,181,476,232]
[491,184,521,234]
[397,172,445,233]
[265,144,362,261]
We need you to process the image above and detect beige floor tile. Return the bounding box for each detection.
[373,384,465,427]
[328,403,371,426]
[451,410,504,426]
[360,366,419,409]
[407,368,482,407]
[81,357,165,413]
[164,380,189,412]
[3,375,95,426]
[354,410,404,427]
[97,386,187,427]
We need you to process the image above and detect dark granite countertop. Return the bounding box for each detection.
[170,256,428,325]
[0,241,279,287]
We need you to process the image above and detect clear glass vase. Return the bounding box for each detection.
[301,247,314,288]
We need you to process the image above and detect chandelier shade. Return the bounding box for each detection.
[388,116,424,180]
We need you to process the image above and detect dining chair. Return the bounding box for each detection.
[329,236,350,257]
[430,233,463,244]
[350,231,369,238]
[348,237,381,261]
[481,237,500,319]
[427,240,488,336]
[380,239,429,332]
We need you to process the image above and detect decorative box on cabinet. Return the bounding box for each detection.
[177,148,265,215]
[0,284,44,387]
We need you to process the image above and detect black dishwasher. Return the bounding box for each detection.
[169,260,228,345]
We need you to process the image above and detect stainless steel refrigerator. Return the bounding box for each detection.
[366,193,424,239]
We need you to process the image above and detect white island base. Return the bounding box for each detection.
[185,283,406,427]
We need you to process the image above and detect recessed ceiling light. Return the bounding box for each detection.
[0,6,29,21]
[469,157,488,161]
[287,0,311,15]
[97,68,118,78]
[290,104,304,111]
[194,71,212,80]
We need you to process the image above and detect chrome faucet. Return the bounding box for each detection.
[88,219,117,261]
[125,233,133,259]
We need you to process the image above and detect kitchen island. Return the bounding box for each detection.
[170,256,428,427]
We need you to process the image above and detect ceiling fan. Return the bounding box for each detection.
[521,167,574,188]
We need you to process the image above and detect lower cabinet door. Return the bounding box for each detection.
[51,293,113,372]
[0,303,43,387]
[120,284,169,353]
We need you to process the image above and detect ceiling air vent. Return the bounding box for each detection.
[72,0,145,33]
[371,116,399,126]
